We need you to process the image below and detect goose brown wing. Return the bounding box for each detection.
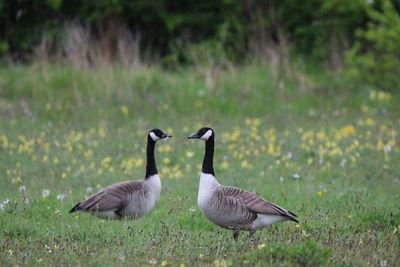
[76,181,144,212]
[220,186,296,219]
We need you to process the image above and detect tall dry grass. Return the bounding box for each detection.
[32,22,141,69]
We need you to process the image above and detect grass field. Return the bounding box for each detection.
[0,64,399,266]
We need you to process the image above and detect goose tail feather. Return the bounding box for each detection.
[69,203,82,213]
[285,214,299,223]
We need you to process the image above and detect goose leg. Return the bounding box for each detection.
[246,230,256,240]
[233,229,240,241]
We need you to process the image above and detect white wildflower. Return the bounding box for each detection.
[0,199,10,210]
[339,159,347,167]
[86,187,93,193]
[197,90,205,96]
[149,258,157,265]
[42,189,50,197]
[293,174,300,179]
[57,194,66,200]
[19,186,27,193]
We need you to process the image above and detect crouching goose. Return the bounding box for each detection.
[69,128,171,220]
[188,127,298,240]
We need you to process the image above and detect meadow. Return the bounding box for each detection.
[0,63,399,266]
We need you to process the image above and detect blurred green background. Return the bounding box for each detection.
[0,0,399,92]
[0,1,399,266]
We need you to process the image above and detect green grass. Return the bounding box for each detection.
[0,63,399,266]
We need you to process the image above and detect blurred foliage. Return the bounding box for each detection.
[0,0,399,91]
[345,0,400,91]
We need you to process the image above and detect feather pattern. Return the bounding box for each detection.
[69,128,170,220]
[190,127,299,237]
[198,178,297,231]
[219,186,297,221]
[70,175,161,220]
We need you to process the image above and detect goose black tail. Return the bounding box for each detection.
[286,215,299,223]
[69,203,81,213]
[284,211,299,223]
[288,210,298,217]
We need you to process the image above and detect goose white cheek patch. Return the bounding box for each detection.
[201,130,213,140]
[149,132,160,141]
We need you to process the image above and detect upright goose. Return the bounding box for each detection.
[188,127,298,239]
[69,128,171,220]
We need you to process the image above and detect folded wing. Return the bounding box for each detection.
[219,186,298,222]
[70,181,144,213]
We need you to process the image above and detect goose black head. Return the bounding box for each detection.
[148,128,172,142]
[187,127,214,141]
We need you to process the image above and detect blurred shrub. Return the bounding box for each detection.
[0,0,399,72]
[344,0,400,91]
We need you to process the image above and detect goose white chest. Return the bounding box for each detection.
[145,174,162,199]
[197,173,219,211]
[138,174,162,212]
[122,174,162,219]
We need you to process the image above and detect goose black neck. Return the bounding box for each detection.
[145,137,157,178]
[202,137,215,175]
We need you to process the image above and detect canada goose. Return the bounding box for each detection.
[188,127,298,240]
[69,128,171,219]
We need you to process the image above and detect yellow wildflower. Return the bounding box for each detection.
[365,118,376,126]
[195,100,203,107]
[101,157,112,166]
[241,160,252,168]
[214,259,231,267]
[301,131,313,140]
[257,243,268,249]
[340,125,356,136]
[220,161,229,170]
[84,149,93,157]
[121,105,129,116]
[376,139,385,151]
[98,127,106,138]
